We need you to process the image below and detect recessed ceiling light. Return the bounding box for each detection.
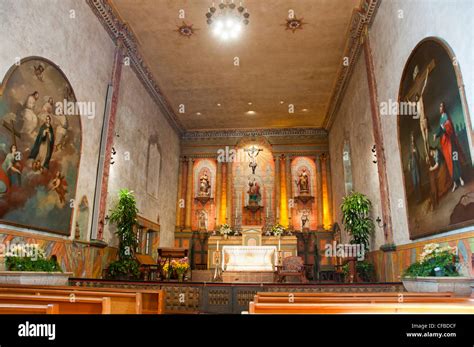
[217,103,221,107]
[248,102,252,106]
[196,112,202,116]
[302,109,308,112]
[280,101,285,104]
[246,110,256,115]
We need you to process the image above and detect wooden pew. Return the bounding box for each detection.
[249,302,474,314]
[253,292,469,304]
[0,304,59,314]
[0,294,111,314]
[257,292,454,298]
[0,285,164,314]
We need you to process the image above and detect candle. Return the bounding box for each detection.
[217,240,219,251]
[278,239,281,251]
[266,207,269,218]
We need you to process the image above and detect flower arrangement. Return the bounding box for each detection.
[171,257,190,275]
[218,224,233,236]
[404,243,459,277]
[271,224,286,237]
[5,243,61,272]
[162,257,189,281]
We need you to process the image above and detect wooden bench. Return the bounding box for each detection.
[0,304,59,314]
[253,291,468,304]
[249,302,474,314]
[0,293,111,314]
[257,291,454,298]
[0,285,164,314]
[248,291,474,314]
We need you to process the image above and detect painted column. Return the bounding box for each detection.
[96,43,124,241]
[315,155,324,229]
[323,153,333,227]
[215,160,222,226]
[274,155,281,224]
[175,157,184,230]
[363,28,393,243]
[285,155,293,229]
[226,162,232,226]
[184,157,194,231]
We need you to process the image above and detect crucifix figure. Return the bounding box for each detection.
[3,120,21,147]
[245,145,263,175]
[405,60,436,162]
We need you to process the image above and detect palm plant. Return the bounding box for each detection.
[106,189,140,279]
[341,192,374,252]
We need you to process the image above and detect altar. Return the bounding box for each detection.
[207,227,298,272]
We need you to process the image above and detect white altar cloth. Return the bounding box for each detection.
[222,246,277,271]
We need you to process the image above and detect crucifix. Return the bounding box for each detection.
[2,120,21,147]
[245,145,263,175]
[404,59,436,162]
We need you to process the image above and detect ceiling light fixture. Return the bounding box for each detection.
[246,110,256,115]
[206,1,250,42]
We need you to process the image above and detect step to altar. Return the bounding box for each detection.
[222,271,275,283]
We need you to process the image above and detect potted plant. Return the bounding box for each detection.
[341,192,375,282]
[218,224,233,239]
[106,189,140,280]
[0,243,72,286]
[402,243,472,296]
[271,224,286,238]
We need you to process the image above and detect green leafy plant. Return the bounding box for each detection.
[356,261,375,282]
[5,244,61,272]
[403,243,459,277]
[106,189,140,280]
[341,192,375,252]
[380,243,397,252]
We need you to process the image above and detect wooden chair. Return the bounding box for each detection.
[275,256,308,283]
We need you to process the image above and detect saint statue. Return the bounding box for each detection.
[247,178,261,206]
[301,209,310,229]
[198,210,208,231]
[29,114,55,171]
[296,168,310,195]
[199,172,211,196]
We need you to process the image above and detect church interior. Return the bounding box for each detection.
[0,0,474,325]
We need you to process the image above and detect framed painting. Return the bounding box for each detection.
[0,57,82,235]
[398,38,474,239]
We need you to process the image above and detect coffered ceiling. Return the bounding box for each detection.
[109,0,360,131]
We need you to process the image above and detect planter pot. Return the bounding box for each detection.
[0,271,73,286]
[402,276,473,297]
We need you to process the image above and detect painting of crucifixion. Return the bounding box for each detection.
[398,39,474,239]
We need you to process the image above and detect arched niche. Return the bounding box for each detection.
[0,57,82,235]
[397,38,474,239]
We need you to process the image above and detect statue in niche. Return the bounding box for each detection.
[296,168,310,195]
[198,210,208,231]
[301,209,310,230]
[199,172,211,197]
[247,178,261,206]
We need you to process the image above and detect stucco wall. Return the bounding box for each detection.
[0,0,180,275]
[0,0,115,240]
[371,0,474,245]
[328,52,385,250]
[105,67,180,248]
[329,0,474,263]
